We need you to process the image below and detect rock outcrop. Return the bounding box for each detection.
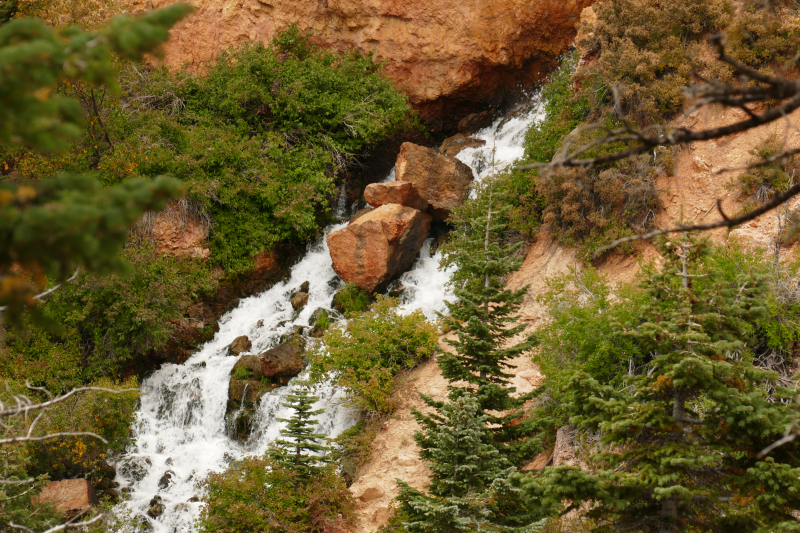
[33,479,98,518]
[364,181,428,211]
[122,0,592,130]
[327,204,432,292]
[146,200,210,259]
[395,143,474,221]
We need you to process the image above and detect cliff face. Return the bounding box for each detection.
[125,0,593,129]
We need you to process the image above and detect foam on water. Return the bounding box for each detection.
[115,91,545,532]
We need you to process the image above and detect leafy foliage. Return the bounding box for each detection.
[332,282,372,314]
[310,296,438,416]
[199,456,357,533]
[521,235,800,532]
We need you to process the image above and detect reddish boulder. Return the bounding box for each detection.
[33,479,98,518]
[327,204,432,292]
[260,343,305,378]
[364,182,428,211]
[395,143,474,221]
[350,207,374,224]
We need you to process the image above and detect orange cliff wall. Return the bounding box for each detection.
[124,0,594,130]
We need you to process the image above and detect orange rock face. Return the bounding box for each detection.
[147,200,210,259]
[364,181,428,211]
[123,0,593,129]
[395,142,474,221]
[327,204,432,292]
[33,479,98,518]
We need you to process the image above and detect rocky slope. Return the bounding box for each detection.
[123,0,593,129]
[346,104,800,531]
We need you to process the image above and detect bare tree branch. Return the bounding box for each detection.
[0,383,137,419]
[9,513,105,533]
[591,183,800,257]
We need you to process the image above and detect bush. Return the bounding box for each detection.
[331,282,372,314]
[233,366,252,380]
[310,296,438,416]
[332,419,381,485]
[24,377,139,482]
[199,456,357,533]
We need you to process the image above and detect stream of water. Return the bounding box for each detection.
[114,92,545,532]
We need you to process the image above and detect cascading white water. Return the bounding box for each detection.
[115,91,545,532]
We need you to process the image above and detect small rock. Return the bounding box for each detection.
[439,133,486,157]
[308,307,329,326]
[174,503,190,512]
[227,335,252,356]
[358,487,384,502]
[188,494,200,503]
[158,470,174,489]
[299,281,310,293]
[148,502,165,519]
[119,456,152,483]
[387,281,404,298]
[256,319,264,328]
[291,292,309,311]
[364,181,428,211]
[457,110,494,134]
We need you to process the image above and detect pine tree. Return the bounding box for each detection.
[0,5,192,325]
[438,188,536,458]
[396,395,543,532]
[269,382,331,480]
[522,235,800,532]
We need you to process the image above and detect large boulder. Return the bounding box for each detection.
[327,204,432,292]
[33,479,98,518]
[395,143,474,221]
[260,343,305,378]
[364,182,428,211]
[439,133,487,158]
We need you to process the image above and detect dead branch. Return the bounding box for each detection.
[591,183,800,257]
[0,267,81,315]
[9,513,105,533]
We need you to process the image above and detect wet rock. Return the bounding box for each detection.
[102,488,121,504]
[174,502,190,512]
[458,110,494,134]
[228,379,274,405]
[308,307,328,326]
[439,133,487,157]
[232,354,263,379]
[260,343,304,378]
[327,204,432,292]
[134,514,154,532]
[188,494,200,503]
[119,456,152,483]
[308,308,330,338]
[349,207,374,224]
[33,479,98,518]
[299,281,310,293]
[148,495,165,518]
[186,302,215,326]
[387,281,405,298]
[364,181,428,211]
[395,143,474,221]
[158,470,174,489]
[227,335,251,356]
[291,292,309,311]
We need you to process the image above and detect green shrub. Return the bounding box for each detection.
[310,296,438,416]
[333,419,381,485]
[233,366,252,380]
[24,377,139,482]
[331,282,372,315]
[199,456,357,533]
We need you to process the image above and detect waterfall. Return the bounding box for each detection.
[114,91,545,532]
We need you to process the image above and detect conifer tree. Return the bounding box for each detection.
[269,382,331,480]
[0,6,192,324]
[521,235,800,532]
[396,395,543,532]
[437,189,536,459]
